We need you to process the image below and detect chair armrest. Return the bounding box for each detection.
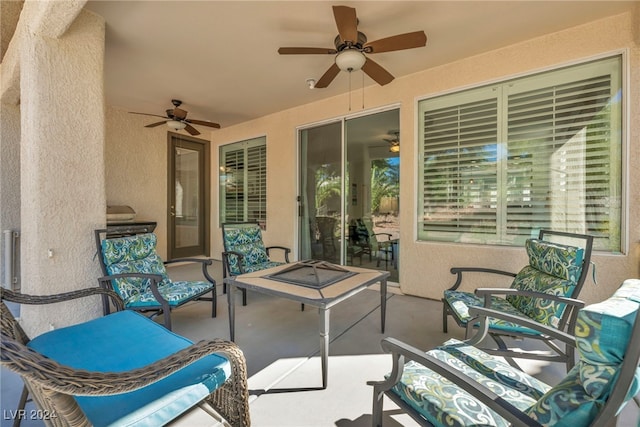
[465,305,578,347]
[164,258,216,284]
[369,337,543,427]
[222,251,246,276]
[473,288,585,335]
[475,287,586,308]
[447,267,517,292]
[1,335,247,398]
[0,287,124,312]
[98,273,166,313]
[265,246,291,263]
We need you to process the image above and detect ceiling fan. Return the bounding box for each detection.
[278,5,427,88]
[129,99,221,136]
[384,130,400,153]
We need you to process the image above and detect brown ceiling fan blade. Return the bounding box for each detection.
[145,120,168,128]
[364,31,427,54]
[172,107,187,120]
[184,124,200,136]
[315,63,341,88]
[129,112,168,119]
[187,119,221,129]
[278,47,337,55]
[362,58,394,86]
[333,5,358,44]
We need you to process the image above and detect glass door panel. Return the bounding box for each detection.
[168,134,209,259]
[345,110,400,281]
[298,122,343,263]
[298,109,399,282]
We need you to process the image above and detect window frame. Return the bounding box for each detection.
[416,54,625,252]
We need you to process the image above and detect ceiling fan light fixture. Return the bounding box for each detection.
[335,49,366,72]
[389,144,400,153]
[167,120,186,130]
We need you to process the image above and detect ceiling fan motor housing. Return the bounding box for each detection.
[334,31,368,51]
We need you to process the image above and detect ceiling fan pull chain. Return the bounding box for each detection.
[348,71,352,111]
[361,71,365,109]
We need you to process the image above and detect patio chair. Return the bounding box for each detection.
[351,218,394,267]
[95,229,216,330]
[370,278,640,427]
[1,287,250,427]
[316,216,339,261]
[442,229,593,370]
[221,222,291,306]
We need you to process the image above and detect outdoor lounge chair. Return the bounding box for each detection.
[370,278,640,427]
[351,218,394,268]
[221,222,291,306]
[442,229,593,370]
[95,229,217,330]
[0,286,250,427]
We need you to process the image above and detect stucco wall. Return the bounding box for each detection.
[105,107,169,258]
[0,103,21,290]
[18,6,106,336]
[207,11,640,305]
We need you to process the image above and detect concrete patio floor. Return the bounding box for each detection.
[2,261,638,426]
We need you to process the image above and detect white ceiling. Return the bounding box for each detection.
[84,1,634,131]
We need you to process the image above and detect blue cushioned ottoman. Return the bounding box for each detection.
[27,310,230,427]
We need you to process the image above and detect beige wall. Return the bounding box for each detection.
[205,11,640,304]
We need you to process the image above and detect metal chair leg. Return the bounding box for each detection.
[13,385,29,427]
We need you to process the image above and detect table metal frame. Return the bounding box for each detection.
[224,263,389,388]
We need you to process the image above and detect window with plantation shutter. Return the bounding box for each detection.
[418,56,622,251]
[220,136,267,227]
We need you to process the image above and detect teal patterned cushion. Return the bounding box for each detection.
[101,233,168,277]
[126,281,214,308]
[507,266,577,328]
[526,279,640,424]
[506,239,584,327]
[525,238,584,282]
[392,339,550,427]
[101,234,213,308]
[223,225,270,275]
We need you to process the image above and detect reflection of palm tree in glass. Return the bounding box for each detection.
[315,165,341,215]
[371,159,399,214]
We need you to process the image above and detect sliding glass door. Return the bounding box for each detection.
[298,108,400,281]
[298,122,343,263]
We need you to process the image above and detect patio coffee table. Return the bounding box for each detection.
[224,260,390,388]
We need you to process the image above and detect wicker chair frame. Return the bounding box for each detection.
[0,287,251,427]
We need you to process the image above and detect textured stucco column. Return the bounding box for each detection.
[0,102,21,290]
[20,7,105,336]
